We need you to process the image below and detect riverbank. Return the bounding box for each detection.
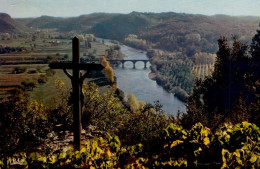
[148,72,188,103]
[120,40,190,103]
[148,72,156,80]
[99,38,186,115]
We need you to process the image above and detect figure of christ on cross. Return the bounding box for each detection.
[49,37,104,150]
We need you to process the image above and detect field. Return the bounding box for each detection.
[30,70,112,104]
[192,63,215,80]
[0,31,111,100]
[0,64,49,97]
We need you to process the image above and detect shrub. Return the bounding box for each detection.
[1,122,258,168]
[46,69,56,77]
[82,82,127,132]
[12,67,27,74]
[21,80,38,91]
[0,90,51,156]
[27,69,37,74]
[37,75,48,84]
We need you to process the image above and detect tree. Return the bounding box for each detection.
[87,53,96,60]
[100,56,109,67]
[249,27,260,125]
[21,80,38,91]
[183,37,252,129]
[12,67,27,74]
[82,82,127,131]
[250,27,260,82]
[126,93,145,111]
[63,54,69,60]
[105,66,114,84]
[100,56,115,84]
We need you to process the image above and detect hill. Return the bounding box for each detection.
[0,13,27,33]
[14,12,260,100]
[16,12,260,53]
[16,13,118,33]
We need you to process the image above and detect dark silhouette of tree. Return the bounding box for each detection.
[248,27,260,126]
[250,27,260,79]
[183,37,253,129]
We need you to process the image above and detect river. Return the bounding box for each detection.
[97,38,186,116]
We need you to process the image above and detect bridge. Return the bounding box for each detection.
[81,59,150,69]
[0,59,150,69]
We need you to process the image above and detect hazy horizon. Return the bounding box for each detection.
[1,0,260,18]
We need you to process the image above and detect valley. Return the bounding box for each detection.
[1,11,259,105]
[0,4,260,167]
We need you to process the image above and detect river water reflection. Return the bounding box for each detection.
[98,38,186,116]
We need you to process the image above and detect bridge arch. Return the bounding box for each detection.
[122,60,135,68]
[134,60,149,69]
[81,59,149,69]
[121,60,149,69]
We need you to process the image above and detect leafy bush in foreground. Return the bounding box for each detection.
[1,122,259,168]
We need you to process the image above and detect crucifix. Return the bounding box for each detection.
[49,37,104,150]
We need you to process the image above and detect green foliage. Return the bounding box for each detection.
[87,12,256,54]
[21,79,38,91]
[217,122,260,168]
[104,66,114,84]
[151,59,194,102]
[126,93,145,111]
[91,12,153,41]
[249,27,260,126]
[0,136,147,169]
[27,68,38,74]
[63,54,69,60]
[12,66,27,74]
[37,74,48,84]
[216,122,260,150]
[1,122,258,168]
[0,89,51,156]
[23,12,257,55]
[0,77,170,159]
[184,35,259,129]
[0,78,73,156]
[250,28,260,78]
[82,82,127,132]
[46,68,56,77]
[118,101,171,152]
[158,64,194,94]
[151,122,260,168]
[147,48,195,101]
[105,45,124,60]
[100,56,115,83]
[85,34,96,42]
[45,55,53,63]
[0,46,26,54]
[111,44,121,50]
[82,82,171,152]
[193,52,216,65]
[153,123,212,168]
[125,34,149,50]
[50,78,73,130]
[173,87,189,102]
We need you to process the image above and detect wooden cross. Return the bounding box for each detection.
[49,37,104,150]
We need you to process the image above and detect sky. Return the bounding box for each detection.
[1,0,260,18]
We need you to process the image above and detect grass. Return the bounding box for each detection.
[0,34,112,99]
[30,70,111,104]
[29,71,67,104]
